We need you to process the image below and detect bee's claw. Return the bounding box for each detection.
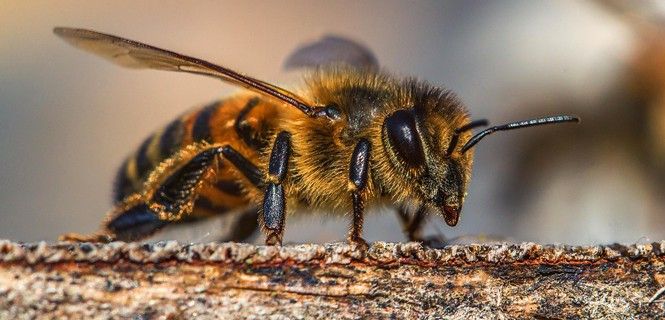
[349,237,369,254]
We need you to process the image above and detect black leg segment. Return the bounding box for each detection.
[263,184,285,230]
[220,145,264,188]
[267,132,291,181]
[151,147,222,216]
[151,144,261,222]
[107,204,168,241]
[151,144,262,220]
[261,131,291,245]
[348,139,371,247]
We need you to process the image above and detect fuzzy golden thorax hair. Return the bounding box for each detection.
[272,67,473,225]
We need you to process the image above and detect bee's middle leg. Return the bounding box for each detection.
[261,131,291,245]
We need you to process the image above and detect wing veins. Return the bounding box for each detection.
[53,27,317,116]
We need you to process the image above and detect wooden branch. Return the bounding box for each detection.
[1,240,664,319]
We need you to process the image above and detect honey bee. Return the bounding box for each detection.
[55,27,579,247]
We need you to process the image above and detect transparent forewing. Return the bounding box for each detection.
[54,27,216,72]
[53,27,314,114]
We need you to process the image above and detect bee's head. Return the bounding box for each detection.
[380,90,476,226]
[380,82,579,226]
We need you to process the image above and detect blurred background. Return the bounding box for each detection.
[1,1,664,245]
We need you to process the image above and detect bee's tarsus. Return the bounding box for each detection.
[263,184,285,244]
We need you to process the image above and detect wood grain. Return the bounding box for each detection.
[1,240,664,319]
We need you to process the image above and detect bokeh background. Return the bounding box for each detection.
[2,1,664,245]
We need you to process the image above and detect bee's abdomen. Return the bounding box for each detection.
[112,95,279,213]
[113,115,187,203]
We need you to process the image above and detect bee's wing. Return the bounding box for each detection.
[53,27,315,116]
[284,35,378,71]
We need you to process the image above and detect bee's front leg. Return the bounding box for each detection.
[348,139,371,251]
[261,131,292,245]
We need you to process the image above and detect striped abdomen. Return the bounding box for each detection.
[113,94,279,218]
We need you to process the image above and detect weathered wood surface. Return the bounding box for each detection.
[1,240,664,319]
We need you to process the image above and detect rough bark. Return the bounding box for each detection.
[1,240,664,319]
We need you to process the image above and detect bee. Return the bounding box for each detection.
[55,27,579,247]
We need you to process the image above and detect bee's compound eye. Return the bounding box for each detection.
[383,110,425,168]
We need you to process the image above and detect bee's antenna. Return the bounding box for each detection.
[460,115,580,153]
[446,120,489,156]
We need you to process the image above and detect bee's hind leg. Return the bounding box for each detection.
[113,145,263,242]
[61,146,226,242]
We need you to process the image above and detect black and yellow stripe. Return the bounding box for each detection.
[192,101,221,142]
[113,101,224,200]
[111,95,271,219]
[113,158,134,203]
[159,119,184,157]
